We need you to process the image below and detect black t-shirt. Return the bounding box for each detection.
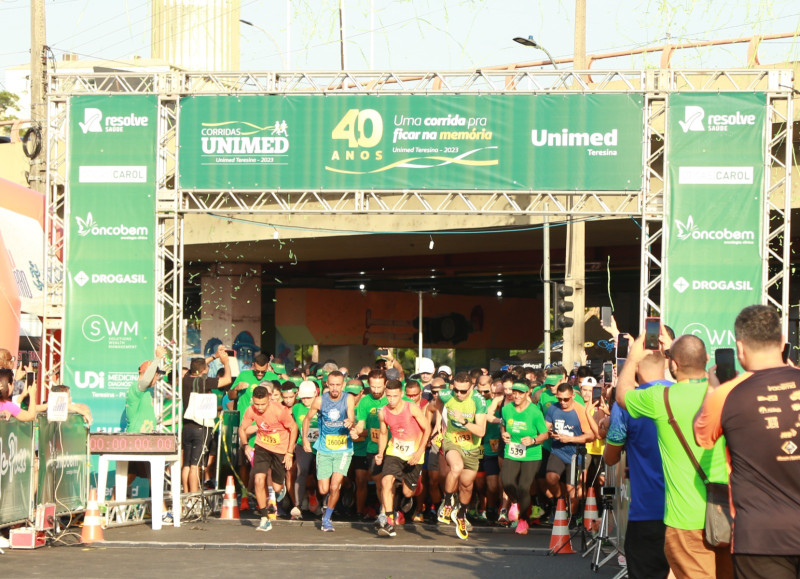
[181,374,226,429]
[719,366,800,555]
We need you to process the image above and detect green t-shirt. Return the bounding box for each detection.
[439,389,487,452]
[502,401,547,461]
[292,402,318,450]
[234,370,278,447]
[125,384,156,433]
[356,394,388,454]
[625,379,728,530]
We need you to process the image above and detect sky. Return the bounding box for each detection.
[1,0,799,92]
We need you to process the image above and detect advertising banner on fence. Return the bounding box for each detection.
[65,95,158,432]
[178,93,643,191]
[664,92,765,355]
[37,413,88,513]
[0,419,35,525]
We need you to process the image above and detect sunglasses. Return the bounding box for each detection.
[253,370,267,375]
[557,397,572,402]
[454,388,470,394]
[478,389,491,394]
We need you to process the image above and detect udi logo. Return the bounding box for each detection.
[75,371,105,389]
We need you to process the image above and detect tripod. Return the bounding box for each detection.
[583,489,625,575]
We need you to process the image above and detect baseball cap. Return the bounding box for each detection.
[297,381,317,398]
[345,382,363,395]
[543,374,562,386]
[437,365,452,376]
[385,368,401,381]
[271,362,286,374]
[417,357,435,374]
[580,376,598,388]
[511,382,530,393]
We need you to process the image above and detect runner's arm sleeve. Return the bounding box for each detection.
[605,404,628,446]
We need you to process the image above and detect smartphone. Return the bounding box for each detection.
[601,307,612,327]
[20,351,29,366]
[645,317,661,350]
[225,349,236,357]
[782,342,790,364]
[603,362,613,384]
[376,348,389,357]
[592,385,603,404]
[715,348,736,383]
[616,334,629,359]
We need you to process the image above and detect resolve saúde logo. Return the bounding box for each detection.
[678,104,756,133]
[75,212,149,240]
[675,215,755,245]
[78,107,149,134]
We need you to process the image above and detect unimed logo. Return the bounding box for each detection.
[81,314,138,343]
[75,371,105,389]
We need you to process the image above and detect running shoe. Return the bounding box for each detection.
[275,486,287,503]
[162,511,174,526]
[256,517,272,532]
[321,518,335,532]
[267,500,278,521]
[377,515,393,537]
[497,508,509,527]
[400,495,415,514]
[290,506,303,520]
[474,511,488,523]
[455,516,469,540]
[412,512,425,523]
[451,508,472,531]
[530,505,545,520]
[515,519,529,535]
[438,503,453,525]
[508,502,519,522]
[385,522,396,537]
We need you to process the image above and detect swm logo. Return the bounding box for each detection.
[81,314,138,343]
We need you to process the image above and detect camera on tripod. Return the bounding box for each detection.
[600,485,616,507]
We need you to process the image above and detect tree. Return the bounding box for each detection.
[0,91,19,136]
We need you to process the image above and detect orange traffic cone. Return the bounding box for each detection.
[81,488,104,544]
[240,494,250,511]
[220,476,240,520]
[548,498,575,554]
[584,488,599,532]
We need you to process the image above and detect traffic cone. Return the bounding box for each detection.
[81,488,104,544]
[584,488,599,532]
[220,476,240,520]
[548,498,575,554]
[240,493,250,511]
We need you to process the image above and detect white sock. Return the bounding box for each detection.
[268,487,276,502]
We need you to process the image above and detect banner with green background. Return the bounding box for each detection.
[665,92,765,356]
[179,93,643,191]
[0,420,35,525]
[37,413,88,513]
[65,95,157,432]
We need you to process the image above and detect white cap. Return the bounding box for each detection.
[580,376,598,388]
[297,380,318,398]
[417,357,435,374]
[437,365,452,376]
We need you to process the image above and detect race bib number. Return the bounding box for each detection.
[392,439,415,459]
[370,428,380,443]
[508,442,525,458]
[306,428,319,443]
[259,433,281,446]
[431,432,443,449]
[453,431,473,445]
[325,434,347,450]
[489,439,499,453]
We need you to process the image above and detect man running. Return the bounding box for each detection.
[238,384,297,532]
[374,380,431,537]
[436,372,492,540]
[302,370,355,532]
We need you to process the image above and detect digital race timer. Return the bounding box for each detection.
[89,433,178,454]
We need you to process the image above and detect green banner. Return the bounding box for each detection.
[37,413,89,513]
[665,92,765,354]
[0,419,35,525]
[216,410,240,487]
[179,94,643,191]
[65,95,158,432]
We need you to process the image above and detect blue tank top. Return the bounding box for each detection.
[314,391,353,454]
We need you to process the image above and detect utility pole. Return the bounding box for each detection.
[562,0,586,368]
[29,0,47,194]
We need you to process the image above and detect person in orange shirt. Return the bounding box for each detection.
[239,384,298,533]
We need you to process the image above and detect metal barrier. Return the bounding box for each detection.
[0,420,36,527]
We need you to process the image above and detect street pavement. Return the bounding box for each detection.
[0,513,627,578]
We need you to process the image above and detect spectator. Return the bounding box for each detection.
[617,332,731,579]
[695,305,800,579]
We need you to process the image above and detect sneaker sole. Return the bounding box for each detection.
[456,524,468,540]
[377,528,390,537]
[256,526,272,532]
[437,516,451,525]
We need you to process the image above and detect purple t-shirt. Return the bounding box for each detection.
[0,400,22,417]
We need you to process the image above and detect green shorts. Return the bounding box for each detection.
[442,439,483,472]
[315,451,353,480]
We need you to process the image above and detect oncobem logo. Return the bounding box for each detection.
[75,212,149,240]
[81,314,138,342]
[78,107,149,134]
[74,371,105,389]
[675,215,755,245]
[678,105,756,133]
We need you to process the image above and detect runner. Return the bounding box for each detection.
[238,384,298,532]
[352,369,389,519]
[500,381,549,535]
[436,372,495,540]
[302,370,355,532]
[374,380,431,537]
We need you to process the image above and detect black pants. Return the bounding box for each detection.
[500,459,539,516]
[734,554,800,579]
[624,519,669,579]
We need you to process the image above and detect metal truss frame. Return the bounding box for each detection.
[44,66,793,401]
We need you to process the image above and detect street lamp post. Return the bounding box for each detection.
[512,35,559,69]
